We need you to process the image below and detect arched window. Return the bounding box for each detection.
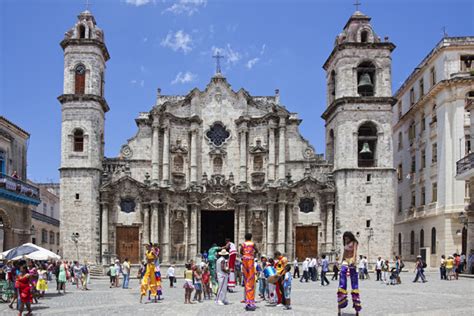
[327,129,335,163]
[328,70,336,103]
[358,122,377,167]
[410,230,415,255]
[431,227,436,254]
[420,229,424,248]
[398,233,402,256]
[173,156,184,173]
[74,64,86,94]
[78,24,86,39]
[253,156,263,172]
[213,157,223,174]
[73,129,84,152]
[357,61,375,97]
[361,30,369,43]
[357,61,375,96]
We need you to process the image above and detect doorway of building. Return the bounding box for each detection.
[295,226,318,260]
[116,226,139,264]
[200,210,234,253]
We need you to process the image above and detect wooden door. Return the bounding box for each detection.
[116,226,139,264]
[295,226,318,260]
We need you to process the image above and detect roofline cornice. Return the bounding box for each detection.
[321,96,397,121]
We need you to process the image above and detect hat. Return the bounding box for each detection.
[218,249,229,256]
[260,254,267,259]
[416,255,422,258]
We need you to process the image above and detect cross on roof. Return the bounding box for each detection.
[212,51,224,74]
[354,0,361,11]
[442,26,448,38]
[85,0,92,10]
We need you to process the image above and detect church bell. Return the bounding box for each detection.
[360,142,372,154]
[358,73,373,92]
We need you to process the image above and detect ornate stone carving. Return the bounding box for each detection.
[120,145,133,159]
[303,146,315,159]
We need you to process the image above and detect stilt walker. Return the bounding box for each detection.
[337,231,361,315]
[140,243,159,303]
[241,233,258,311]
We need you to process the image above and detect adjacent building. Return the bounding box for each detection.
[0,116,41,251]
[58,10,397,265]
[393,37,474,267]
[31,183,61,255]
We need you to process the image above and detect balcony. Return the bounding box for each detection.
[0,173,41,205]
[456,152,474,181]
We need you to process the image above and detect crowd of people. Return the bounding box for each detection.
[0,259,90,315]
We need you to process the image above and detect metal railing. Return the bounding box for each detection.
[457,152,474,176]
[0,173,40,199]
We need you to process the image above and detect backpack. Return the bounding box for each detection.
[400,260,405,270]
[422,261,427,269]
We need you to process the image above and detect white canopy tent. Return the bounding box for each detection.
[0,243,61,261]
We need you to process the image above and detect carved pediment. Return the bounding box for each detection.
[170,139,188,154]
[249,139,268,154]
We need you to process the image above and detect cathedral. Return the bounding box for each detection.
[59,9,396,265]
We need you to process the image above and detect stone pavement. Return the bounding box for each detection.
[0,272,473,315]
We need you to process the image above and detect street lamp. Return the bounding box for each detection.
[71,232,80,261]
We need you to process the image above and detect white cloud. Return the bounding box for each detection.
[171,71,197,84]
[260,44,266,55]
[125,0,152,7]
[143,37,148,43]
[212,44,241,66]
[164,0,207,16]
[130,79,145,87]
[246,58,259,69]
[161,30,193,54]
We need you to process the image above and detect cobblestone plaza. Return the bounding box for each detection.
[0,273,472,315]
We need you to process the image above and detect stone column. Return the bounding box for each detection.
[278,117,286,181]
[238,203,247,243]
[234,210,239,244]
[326,203,335,252]
[268,123,276,182]
[150,202,159,244]
[239,125,248,183]
[162,126,170,186]
[101,202,109,265]
[266,201,275,256]
[286,204,293,259]
[184,209,189,261]
[190,128,198,183]
[151,121,160,183]
[189,204,198,259]
[142,203,150,245]
[276,201,286,253]
[162,203,170,263]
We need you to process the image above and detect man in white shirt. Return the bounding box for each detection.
[309,257,317,281]
[300,258,310,282]
[375,257,383,281]
[358,255,365,280]
[293,258,300,278]
[167,264,176,288]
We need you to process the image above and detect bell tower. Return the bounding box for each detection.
[322,10,396,260]
[58,10,110,263]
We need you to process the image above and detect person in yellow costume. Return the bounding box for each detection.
[140,243,159,303]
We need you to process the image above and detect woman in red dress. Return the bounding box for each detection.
[240,233,259,311]
[17,265,32,316]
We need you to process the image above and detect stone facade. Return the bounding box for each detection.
[322,11,397,261]
[394,37,474,266]
[59,10,397,264]
[0,116,41,252]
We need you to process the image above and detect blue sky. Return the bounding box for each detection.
[0,0,473,182]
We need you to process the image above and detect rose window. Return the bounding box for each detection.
[206,122,230,147]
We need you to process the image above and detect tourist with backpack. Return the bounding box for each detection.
[413,255,427,283]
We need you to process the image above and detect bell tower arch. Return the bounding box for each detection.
[322,10,397,260]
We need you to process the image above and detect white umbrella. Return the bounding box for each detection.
[1,243,61,261]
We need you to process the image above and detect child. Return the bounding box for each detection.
[183,263,195,304]
[389,268,398,285]
[193,267,203,303]
[283,265,292,310]
[36,266,48,297]
[382,260,390,284]
[202,266,211,300]
[109,264,116,288]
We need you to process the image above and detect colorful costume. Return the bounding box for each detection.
[17,274,32,303]
[36,269,48,292]
[337,261,361,312]
[227,242,237,291]
[208,245,220,292]
[241,241,256,310]
[141,249,158,297]
[275,255,288,305]
[154,257,162,297]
